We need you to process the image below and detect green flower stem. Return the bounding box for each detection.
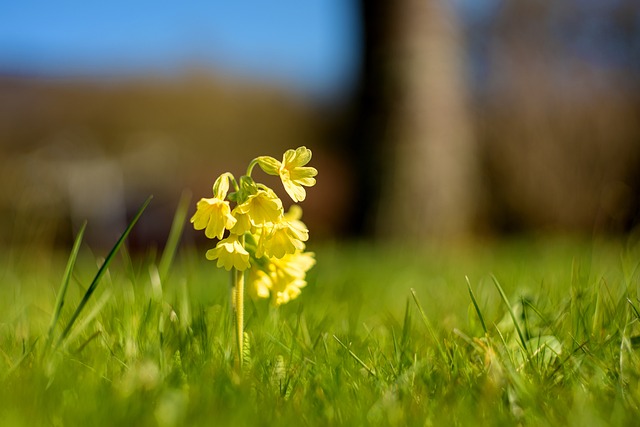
[229,176,240,192]
[234,234,246,370]
[246,159,259,177]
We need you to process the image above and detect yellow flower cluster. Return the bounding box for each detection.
[191,147,317,305]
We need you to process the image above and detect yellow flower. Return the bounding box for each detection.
[270,253,315,305]
[191,197,236,239]
[235,188,283,226]
[206,235,250,271]
[258,219,309,259]
[248,269,272,299]
[191,173,236,239]
[212,173,232,200]
[272,251,316,278]
[283,204,309,235]
[283,204,303,221]
[274,282,305,305]
[248,252,315,305]
[255,147,317,203]
[279,146,318,202]
[228,207,252,235]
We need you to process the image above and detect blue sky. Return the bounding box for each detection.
[0,1,361,98]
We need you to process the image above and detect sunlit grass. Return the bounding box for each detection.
[1,232,640,426]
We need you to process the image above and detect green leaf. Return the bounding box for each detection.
[159,190,191,283]
[43,221,86,354]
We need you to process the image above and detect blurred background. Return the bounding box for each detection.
[1,0,639,250]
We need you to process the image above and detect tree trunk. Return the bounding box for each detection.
[377,0,478,241]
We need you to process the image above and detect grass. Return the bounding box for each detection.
[1,228,640,426]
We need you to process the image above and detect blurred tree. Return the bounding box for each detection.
[352,0,479,240]
[352,0,640,238]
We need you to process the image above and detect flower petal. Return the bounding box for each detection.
[191,197,236,239]
[283,181,307,203]
[294,146,312,165]
[205,236,250,271]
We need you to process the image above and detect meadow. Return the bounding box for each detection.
[1,226,640,426]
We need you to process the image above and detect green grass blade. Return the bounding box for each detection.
[55,195,153,349]
[391,327,400,368]
[491,275,530,355]
[627,298,640,321]
[466,276,487,335]
[333,334,377,377]
[159,189,191,283]
[64,288,113,348]
[401,297,412,351]
[410,288,449,364]
[73,330,102,355]
[44,222,86,353]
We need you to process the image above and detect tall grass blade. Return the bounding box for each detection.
[627,298,640,321]
[73,328,102,355]
[333,335,377,377]
[177,278,191,331]
[401,298,412,351]
[64,289,113,349]
[466,276,487,335]
[491,275,529,355]
[410,288,449,364]
[55,195,153,349]
[44,222,86,353]
[159,189,191,283]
